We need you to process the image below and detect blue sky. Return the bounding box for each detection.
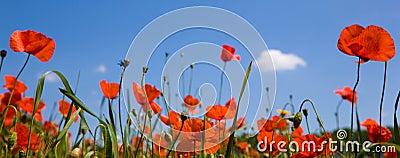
[1,1,400,136]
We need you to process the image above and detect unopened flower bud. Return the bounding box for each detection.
[123,58,130,68]
[132,109,138,117]
[164,132,173,143]
[190,63,194,69]
[71,147,82,158]
[165,52,169,57]
[302,109,308,117]
[81,126,87,135]
[180,111,188,122]
[127,117,132,126]
[7,132,17,150]
[289,112,302,129]
[147,110,154,118]
[0,50,6,58]
[143,66,148,73]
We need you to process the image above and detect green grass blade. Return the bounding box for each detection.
[225,61,252,158]
[59,88,114,157]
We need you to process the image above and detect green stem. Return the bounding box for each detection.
[0,54,30,132]
[304,114,311,134]
[188,64,194,95]
[350,58,361,142]
[218,62,227,104]
[0,57,4,73]
[118,66,127,157]
[134,70,151,158]
[379,62,387,145]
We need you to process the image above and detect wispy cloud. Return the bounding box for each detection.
[95,64,107,73]
[256,49,306,71]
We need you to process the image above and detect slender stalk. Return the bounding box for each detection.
[379,62,387,144]
[134,69,151,158]
[188,64,194,95]
[350,58,361,142]
[304,114,311,134]
[0,54,30,132]
[0,57,4,73]
[118,65,127,157]
[335,99,344,130]
[218,62,227,104]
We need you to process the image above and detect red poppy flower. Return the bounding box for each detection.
[292,126,304,138]
[11,123,42,153]
[220,45,240,62]
[337,24,395,62]
[9,30,56,62]
[206,98,237,120]
[175,121,221,156]
[361,118,392,143]
[384,150,398,158]
[257,131,287,156]
[292,133,333,158]
[3,75,28,94]
[0,104,17,127]
[272,115,288,130]
[184,95,199,108]
[257,117,274,132]
[173,118,215,142]
[99,80,120,99]
[132,82,162,114]
[1,92,22,105]
[58,100,78,122]
[334,86,357,103]
[17,97,45,122]
[132,82,160,104]
[43,121,58,136]
[160,110,180,126]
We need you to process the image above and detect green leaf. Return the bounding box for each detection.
[225,61,252,158]
[60,88,114,158]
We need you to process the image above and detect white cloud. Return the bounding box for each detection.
[95,64,107,73]
[37,72,58,83]
[256,49,307,71]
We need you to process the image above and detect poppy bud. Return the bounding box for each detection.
[289,95,293,100]
[190,63,194,69]
[165,52,169,57]
[180,52,184,57]
[180,111,188,122]
[81,126,87,135]
[147,110,154,118]
[289,112,302,129]
[302,108,308,117]
[164,132,173,143]
[163,75,167,82]
[132,109,138,117]
[123,58,130,68]
[143,66,148,73]
[7,132,17,150]
[71,147,82,158]
[0,50,6,58]
[127,117,132,126]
